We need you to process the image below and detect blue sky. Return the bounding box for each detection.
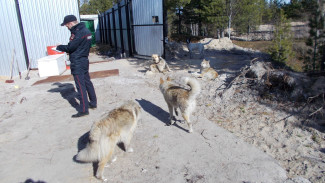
[268,0,291,3]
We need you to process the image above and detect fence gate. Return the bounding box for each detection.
[131,0,164,57]
[98,0,165,57]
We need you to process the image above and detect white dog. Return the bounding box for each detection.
[186,39,204,58]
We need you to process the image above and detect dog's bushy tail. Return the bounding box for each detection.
[183,77,201,99]
[76,121,111,162]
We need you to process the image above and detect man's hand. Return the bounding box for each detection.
[51,47,58,51]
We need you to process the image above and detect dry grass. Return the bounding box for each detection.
[232,40,272,53]
[232,40,305,72]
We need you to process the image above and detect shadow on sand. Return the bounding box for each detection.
[72,131,99,176]
[47,82,79,111]
[136,98,188,132]
[23,179,47,183]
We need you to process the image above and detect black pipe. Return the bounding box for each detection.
[125,0,133,56]
[98,14,103,43]
[112,7,118,51]
[162,0,167,58]
[103,12,108,44]
[118,2,125,55]
[107,12,112,46]
[129,0,137,55]
[14,0,29,69]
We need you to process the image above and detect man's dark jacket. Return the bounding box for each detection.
[57,22,92,75]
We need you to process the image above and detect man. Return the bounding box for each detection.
[55,15,97,118]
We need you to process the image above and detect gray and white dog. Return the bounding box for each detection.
[186,38,205,58]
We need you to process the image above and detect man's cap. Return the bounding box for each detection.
[61,15,77,26]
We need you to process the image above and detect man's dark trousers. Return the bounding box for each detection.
[73,72,97,113]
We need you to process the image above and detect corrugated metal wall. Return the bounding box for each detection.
[132,0,164,56]
[98,0,164,57]
[0,0,79,77]
[121,3,129,51]
[0,0,25,77]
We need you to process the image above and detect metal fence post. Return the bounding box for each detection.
[112,7,118,51]
[118,2,125,55]
[125,0,133,56]
[107,12,112,47]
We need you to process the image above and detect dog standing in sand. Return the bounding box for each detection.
[159,77,201,133]
[187,39,204,59]
[186,38,213,58]
[76,100,142,181]
[149,54,171,73]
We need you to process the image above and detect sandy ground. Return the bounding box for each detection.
[0,38,323,183]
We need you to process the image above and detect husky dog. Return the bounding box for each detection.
[186,39,204,59]
[159,77,201,133]
[199,59,219,80]
[149,54,171,73]
[186,38,214,58]
[76,100,142,181]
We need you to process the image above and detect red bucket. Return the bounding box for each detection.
[47,46,64,55]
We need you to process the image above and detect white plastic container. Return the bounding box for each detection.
[37,53,66,77]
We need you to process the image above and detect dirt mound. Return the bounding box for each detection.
[196,59,325,182]
[165,37,262,60]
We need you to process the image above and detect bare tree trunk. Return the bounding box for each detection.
[227,0,233,39]
[321,43,325,71]
[178,8,181,34]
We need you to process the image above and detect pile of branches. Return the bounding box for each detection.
[223,58,325,127]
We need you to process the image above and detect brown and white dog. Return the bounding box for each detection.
[149,54,171,73]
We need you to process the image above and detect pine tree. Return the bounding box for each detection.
[303,0,324,72]
[80,0,114,14]
[165,0,191,35]
[199,0,228,38]
[183,0,205,36]
[233,0,265,35]
[269,9,294,64]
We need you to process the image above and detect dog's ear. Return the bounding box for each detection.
[160,77,164,84]
[167,76,171,81]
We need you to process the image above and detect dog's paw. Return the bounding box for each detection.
[189,128,193,133]
[111,156,117,162]
[127,148,134,153]
[105,156,117,167]
[191,72,200,77]
[96,175,107,182]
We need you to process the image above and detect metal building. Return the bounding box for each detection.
[98,0,165,58]
[0,0,79,77]
[80,15,100,43]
